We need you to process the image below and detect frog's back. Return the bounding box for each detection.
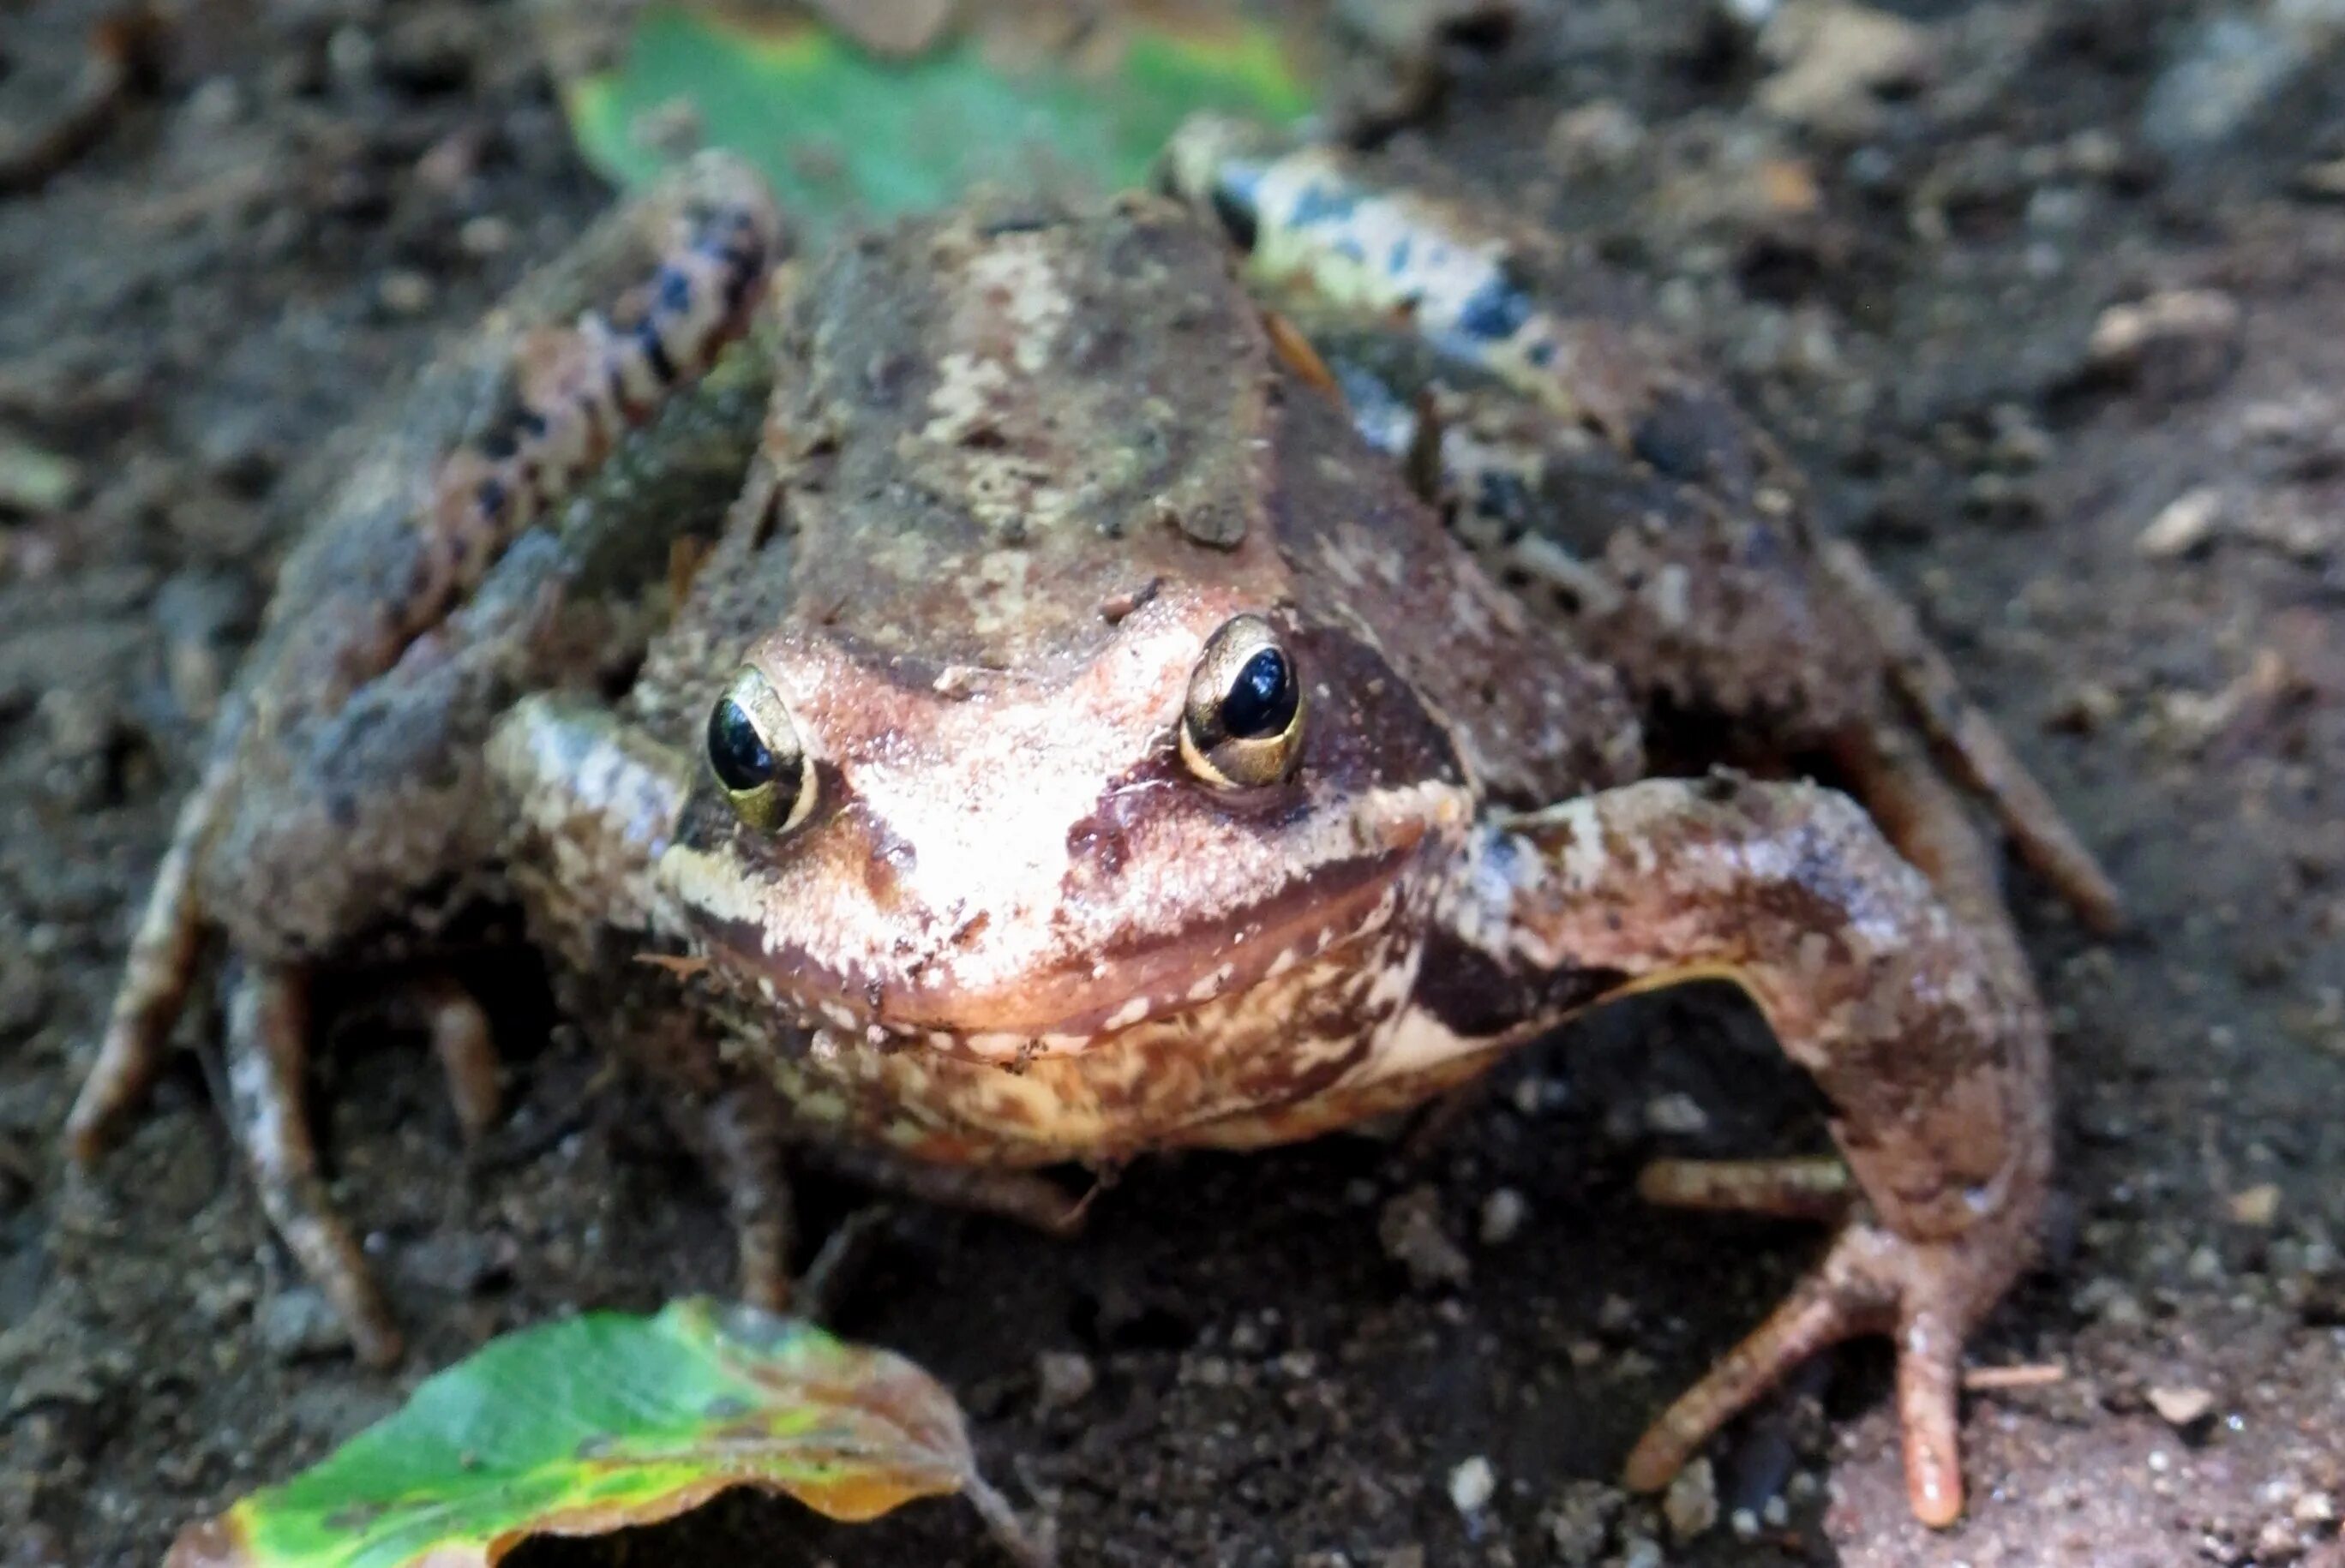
[768,195,1640,805]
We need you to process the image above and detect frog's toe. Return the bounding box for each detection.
[816,1148,1090,1237]
[1635,1154,1853,1223]
[1623,1216,2001,1529]
[225,963,404,1367]
[69,833,210,1161]
[408,975,501,1144]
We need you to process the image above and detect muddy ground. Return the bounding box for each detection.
[1,1,2342,1564]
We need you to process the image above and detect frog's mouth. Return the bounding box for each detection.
[663,832,1424,1064]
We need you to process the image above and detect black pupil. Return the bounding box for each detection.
[706,697,777,793]
[1221,647,1297,739]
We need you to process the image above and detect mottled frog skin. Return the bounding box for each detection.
[72,126,2123,1529]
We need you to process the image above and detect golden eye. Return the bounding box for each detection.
[705,666,817,835]
[1180,613,1305,789]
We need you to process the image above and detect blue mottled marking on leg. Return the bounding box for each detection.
[1455,275,1534,342]
[1287,181,1359,229]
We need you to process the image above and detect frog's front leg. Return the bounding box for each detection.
[488,697,1085,1302]
[1450,775,2049,1526]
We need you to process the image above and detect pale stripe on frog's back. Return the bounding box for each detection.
[772,201,1295,675]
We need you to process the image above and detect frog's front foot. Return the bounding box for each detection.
[695,1087,1089,1315]
[219,963,507,1366]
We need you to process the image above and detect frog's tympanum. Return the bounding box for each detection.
[69,125,2121,1528]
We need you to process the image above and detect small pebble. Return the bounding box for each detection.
[257,1287,349,1362]
[2148,1385,2215,1427]
[2228,1183,2281,1227]
[1478,1188,1527,1246]
[1448,1455,1496,1516]
[1755,0,1932,135]
[1664,1457,1719,1541]
[380,270,435,315]
[1381,1185,1472,1291]
[2138,486,2223,558]
[1644,1092,1710,1136]
[1544,1479,1620,1563]
[2086,289,2243,396]
[1035,1349,1096,1413]
[459,216,516,258]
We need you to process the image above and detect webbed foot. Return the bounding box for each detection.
[1622,1207,2026,1528]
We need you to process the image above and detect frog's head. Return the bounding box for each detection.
[654,581,1473,1067]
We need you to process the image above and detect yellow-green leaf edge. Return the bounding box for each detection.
[168,1300,982,1568]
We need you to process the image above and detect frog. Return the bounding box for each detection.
[66,122,2123,1529]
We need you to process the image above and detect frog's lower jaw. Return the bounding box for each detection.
[1447,775,2051,1529]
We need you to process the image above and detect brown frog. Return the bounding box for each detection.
[70,126,2120,1529]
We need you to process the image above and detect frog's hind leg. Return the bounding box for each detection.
[1818,539,2124,934]
[222,961,403,1366]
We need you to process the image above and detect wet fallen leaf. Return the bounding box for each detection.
[166,1299,1042,1566]
[561,3,1314,238]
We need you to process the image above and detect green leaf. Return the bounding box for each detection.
[561,4,1316,237]
[167,1300,1037,1567]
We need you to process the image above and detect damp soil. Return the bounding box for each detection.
[1,3,2342,1565]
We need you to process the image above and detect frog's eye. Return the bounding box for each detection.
[706,667,817,835]
[1180,614,1305,790]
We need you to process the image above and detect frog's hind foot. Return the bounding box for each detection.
[1623,1212,2006,1529]
[1818,540,2125,934]
[223,962,404,1367]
